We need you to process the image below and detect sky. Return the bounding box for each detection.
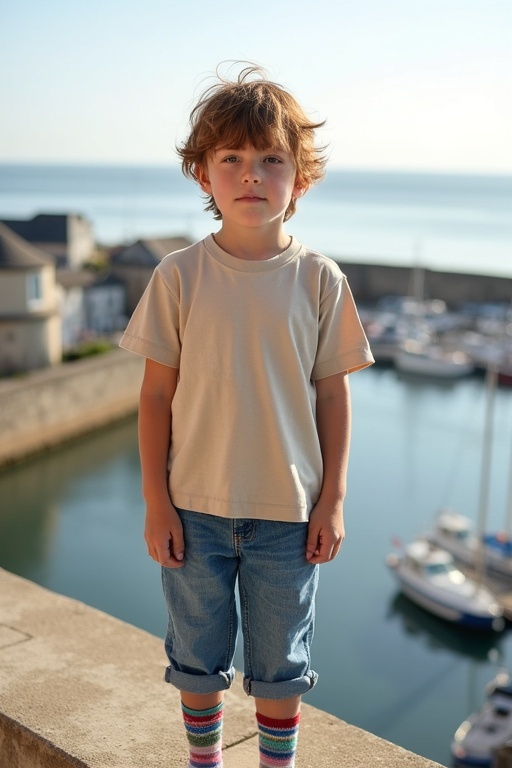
[1,0,511,173]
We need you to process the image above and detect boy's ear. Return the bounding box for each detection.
[293,178,309,199]
[195,164,212,193]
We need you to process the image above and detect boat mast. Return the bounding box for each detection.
[476,365,498,579]
[501,302,512,536]
[504,420,512,536]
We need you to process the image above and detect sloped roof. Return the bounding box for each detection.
[112,236,192,267]
[0,213,89,244]
[0,222,53,269]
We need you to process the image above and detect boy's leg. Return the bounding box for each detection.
[255,696,301,718]
[182,692,224,710]
[237,519,319,768]
[181,692,224,768]
[239,519,319,701]
[161,510,239,768]
[255,696,301,768]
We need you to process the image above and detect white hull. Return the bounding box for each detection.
[398,578,463,623]
[387,541,503,632]
[452,678,512,766]
[395,347,474,378]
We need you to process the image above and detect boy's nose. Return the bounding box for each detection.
[242,164,261,183]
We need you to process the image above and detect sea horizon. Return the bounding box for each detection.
[2,157,512,175]
[1,161,511,279]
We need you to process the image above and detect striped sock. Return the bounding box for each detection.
[256,712,300,768]
[181,701,223,768]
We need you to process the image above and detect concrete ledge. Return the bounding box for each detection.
[0,568,443,768]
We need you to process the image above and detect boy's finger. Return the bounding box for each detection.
[159,547,185,568]
[171,535,185,563]
[150,534,184,567]
[166,517,185,564]
[306,531,321,560]
[307,535,339,563]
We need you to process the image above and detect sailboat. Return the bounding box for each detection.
[426,366,512,582]
[427,511,512,582]
[462,302,512,386]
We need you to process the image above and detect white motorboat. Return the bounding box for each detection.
[394,340,474,378]
[452,672,512,766]
[426,512,512,582]
[386,539,504,631]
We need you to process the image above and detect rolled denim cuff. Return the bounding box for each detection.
[165,665,235,693]
[243,671,318,699]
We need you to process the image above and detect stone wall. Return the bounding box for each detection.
[339,261,512,307]
[0,349,144,468]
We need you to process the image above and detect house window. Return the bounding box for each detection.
[26,273,43,308]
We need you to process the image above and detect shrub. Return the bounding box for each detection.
[63,339,114,362]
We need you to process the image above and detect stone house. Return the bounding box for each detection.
[111,236,192,314]
[0,213,94,269]
[0,223,61,375]
[56,270,126,349]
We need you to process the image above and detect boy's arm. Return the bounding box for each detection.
[306,371,351,564]
[138,358,185,568]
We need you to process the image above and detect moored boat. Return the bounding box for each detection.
[386,539,504,631]
[452,672,512,766]
[426,512,512,582]
[394,340,474,378]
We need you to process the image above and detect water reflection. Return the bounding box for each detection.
[388,592,503,662]
[388,592,509,766]
[0,417,140,578]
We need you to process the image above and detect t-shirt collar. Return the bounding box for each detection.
[204,233,302,272]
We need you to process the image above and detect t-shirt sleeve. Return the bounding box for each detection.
[118,268,180,368]
[312,275,374,380]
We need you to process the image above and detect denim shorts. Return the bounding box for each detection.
[162,508,319,700]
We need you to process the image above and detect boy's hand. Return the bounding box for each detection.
[306,499,345,564]
[144,500,185,568]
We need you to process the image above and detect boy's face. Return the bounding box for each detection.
[196,145,305,231]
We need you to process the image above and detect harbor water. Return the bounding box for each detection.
[1,365,511,766]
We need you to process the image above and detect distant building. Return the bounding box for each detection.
[55,270,91,349]
[0,223,61,375]
[56,270,126,349]
[0,224,191,374]
[111,236,192,314]
[0,213,95,269]
[85,272,126,335]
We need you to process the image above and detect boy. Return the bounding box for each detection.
[120,65,373,768]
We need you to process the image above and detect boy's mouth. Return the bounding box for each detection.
[236,195,265,202]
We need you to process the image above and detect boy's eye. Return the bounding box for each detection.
[222,155,239,163]
[265,156,283,164]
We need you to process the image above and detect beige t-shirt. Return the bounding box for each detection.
[120,235,374,522]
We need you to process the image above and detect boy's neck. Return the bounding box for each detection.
[212,224,292,261]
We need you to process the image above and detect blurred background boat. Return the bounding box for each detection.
[452,671,512,767]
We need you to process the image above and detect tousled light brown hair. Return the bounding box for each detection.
[177,65,327,221]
